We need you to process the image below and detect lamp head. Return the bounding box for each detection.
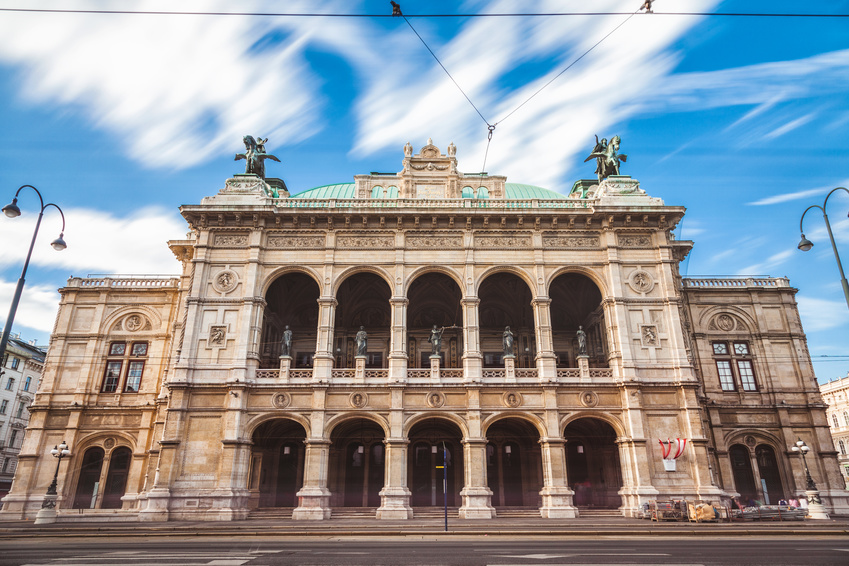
[797,234,814,252]
[50,232,67,251]
[50,445,59,456]
[791,446,799,452]
[796,438,805,447]
[2,198,21,218]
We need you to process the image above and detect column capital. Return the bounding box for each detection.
[389,297,409,306]
[531,296,552,306]
[460,297,480,306]
[317,296,338,307]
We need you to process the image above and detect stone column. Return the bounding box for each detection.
[616,437,659,517]
[313,297,337,382]
[292,439,332,520]
[388,297,408,383]
[539,438,577,518]
[458,438,495,518]
[531,297,557,382]
[461,297,482,382]
[377,438,413,519]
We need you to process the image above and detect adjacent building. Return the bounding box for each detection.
[820,373,849,489]
[0,336,45,500]
[1,140,846,521]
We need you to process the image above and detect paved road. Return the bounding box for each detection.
[0,537,847,566]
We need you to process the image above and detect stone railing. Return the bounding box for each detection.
[556,369,581,379]
[69,276,180,288]
[406,369,431,380]
[252,366,613,381]
[589,369,614,379]
[274,198,596,211]
[441,369,464,379]
[683,277,790,289]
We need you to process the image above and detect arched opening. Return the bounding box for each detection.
[563,418,622,509]
[486,418,542,508]
[101,447,131,509]
[328,418,386,508]
[72,447,104,509]
[755,444,785,504]
[729,444,757,504]
[550,273,608,368]
[250,419,307,508]
[407,272,463,368]
[407,419,464,508]
[334,273,391,368]
[479,272,535,368]
[261,272,320,368]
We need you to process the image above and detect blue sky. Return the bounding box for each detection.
[0,0,847,382]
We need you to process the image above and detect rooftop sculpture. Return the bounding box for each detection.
[235,135,280,179]
[584,135,627,183]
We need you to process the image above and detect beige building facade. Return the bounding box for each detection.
[2,141,847,521]
[820,374,849,489]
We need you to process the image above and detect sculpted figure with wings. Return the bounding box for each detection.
[235,135,281,179]
[584,135,627,183]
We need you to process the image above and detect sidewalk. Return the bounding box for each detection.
[1,515,848,538]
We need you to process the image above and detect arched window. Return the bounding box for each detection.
[102,447,132,509]
[840,440,846,455]
[73,447,104,509]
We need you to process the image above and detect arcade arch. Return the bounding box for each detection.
[549,272,608,368]
[249,419,307,508]
[485,418,543,507]
[407,272,463,368]
[328,418,386,507]
[407,418,464,507]
[563,418,622,508]
[261,272,320,368]
[478,272,535,368]
[334,273,391,368]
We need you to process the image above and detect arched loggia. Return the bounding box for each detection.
[334,273,391,368]
[250,419,307,508]
[563,418,622,508]
[407,272,463,368]
[550,273,608,368]
[478,272,535,368]
[261,272,320,368]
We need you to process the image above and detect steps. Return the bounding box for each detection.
[577,507,622,517]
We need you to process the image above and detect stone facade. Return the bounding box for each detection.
[2,142,846,521]
[820,374,849,489]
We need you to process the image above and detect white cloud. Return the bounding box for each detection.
[736,249,794,276]
[747,186,828,206]
[796,296,849,332]
[0,279,62,334]
[0,206,186,275]
[762,113,815,141]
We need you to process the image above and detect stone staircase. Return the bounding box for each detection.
[577,507,622,518]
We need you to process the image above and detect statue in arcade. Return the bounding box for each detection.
[428,325,445,355]
[576,326,587,356]
[584,135,627,183]
[280,325,293,357]
[235,135,281,179]
[502,326,514,357]
[355,326,368,357]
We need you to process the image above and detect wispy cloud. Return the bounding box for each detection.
[0,280,62,334]
[748,186,827,206]
[796,296,849,332]
[762,113,815,141]
[0,206,185,275]
[736,249,794,276]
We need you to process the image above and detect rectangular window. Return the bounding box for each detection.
[1,459,7,473]
[9,430,18,447]
[124,361,144,392]
[24,376,31,391]
[738,360,757,391]
[102,361,122,392]
[109,342,126,356]
[10,357,19,370]
[15,402,25,419]
[0,400,7,414]
[4,378,14,391]
[131,342,148,356]
[717,361,735,391]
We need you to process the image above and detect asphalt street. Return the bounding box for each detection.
[0,537,847,566]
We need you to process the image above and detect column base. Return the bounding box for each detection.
[458,487,495,519]
[33,495,58,525]
[377,487,413,519]
[138,488,172,522]
[805,490,830,520]
[539,486,578,518]
[292,487,331,520]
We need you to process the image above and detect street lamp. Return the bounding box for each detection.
[797,187,849,311]
[790,438,829,519]
[0,185,66,362]
[33,440,71,524]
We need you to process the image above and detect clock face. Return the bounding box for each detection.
[416,184,443,199]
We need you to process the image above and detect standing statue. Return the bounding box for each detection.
[280,325,293,357]
[584,135,627,183]
[503,326,515,357]
[355,326,368,357]
[428,325,445,355]
[576,326,587,356]
[235,135,281,179]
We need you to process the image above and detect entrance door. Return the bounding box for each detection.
[756,444,785,504]
[101,447,131,509]
[485,419,542,508]
[251,419,307,508]
[72,447,104,509]
[563,418,622,508]
[730,444,757,503]
[411,442,456,506]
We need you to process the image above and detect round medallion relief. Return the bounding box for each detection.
[124,314,144,332]
[350,391,368,408]
[502,391,523,408]
[272,392,291,409]
[213,269,238,293]
[716,314,735,331]
[628,270,654,294]
[103,438,116,449]
[579,390,599,408]
[744,435,756,448]
[426,391,444,408]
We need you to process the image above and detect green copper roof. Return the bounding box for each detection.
[291,182,565,200]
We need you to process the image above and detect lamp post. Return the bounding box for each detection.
[34,440,71,524]
[0,185,66,362]
[797,187,849,311]
[790,438,829,519]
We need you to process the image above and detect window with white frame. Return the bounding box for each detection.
[4,378,13,391]
[10,357,19,370]
[712,341,758,391]
[23,376,30,391]
[101,341,148,393]
[835,414,842,428]
[0,400,7,414]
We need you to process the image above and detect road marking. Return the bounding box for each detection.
[499,555,570,560]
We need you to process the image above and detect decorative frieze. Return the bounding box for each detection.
[476,235,532,249]
[337,235,394,249]
[406,233,463,249]
[213,233,249,247]
[618,233,652,248]
[542,234,600,248]
[267,234,325,249]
